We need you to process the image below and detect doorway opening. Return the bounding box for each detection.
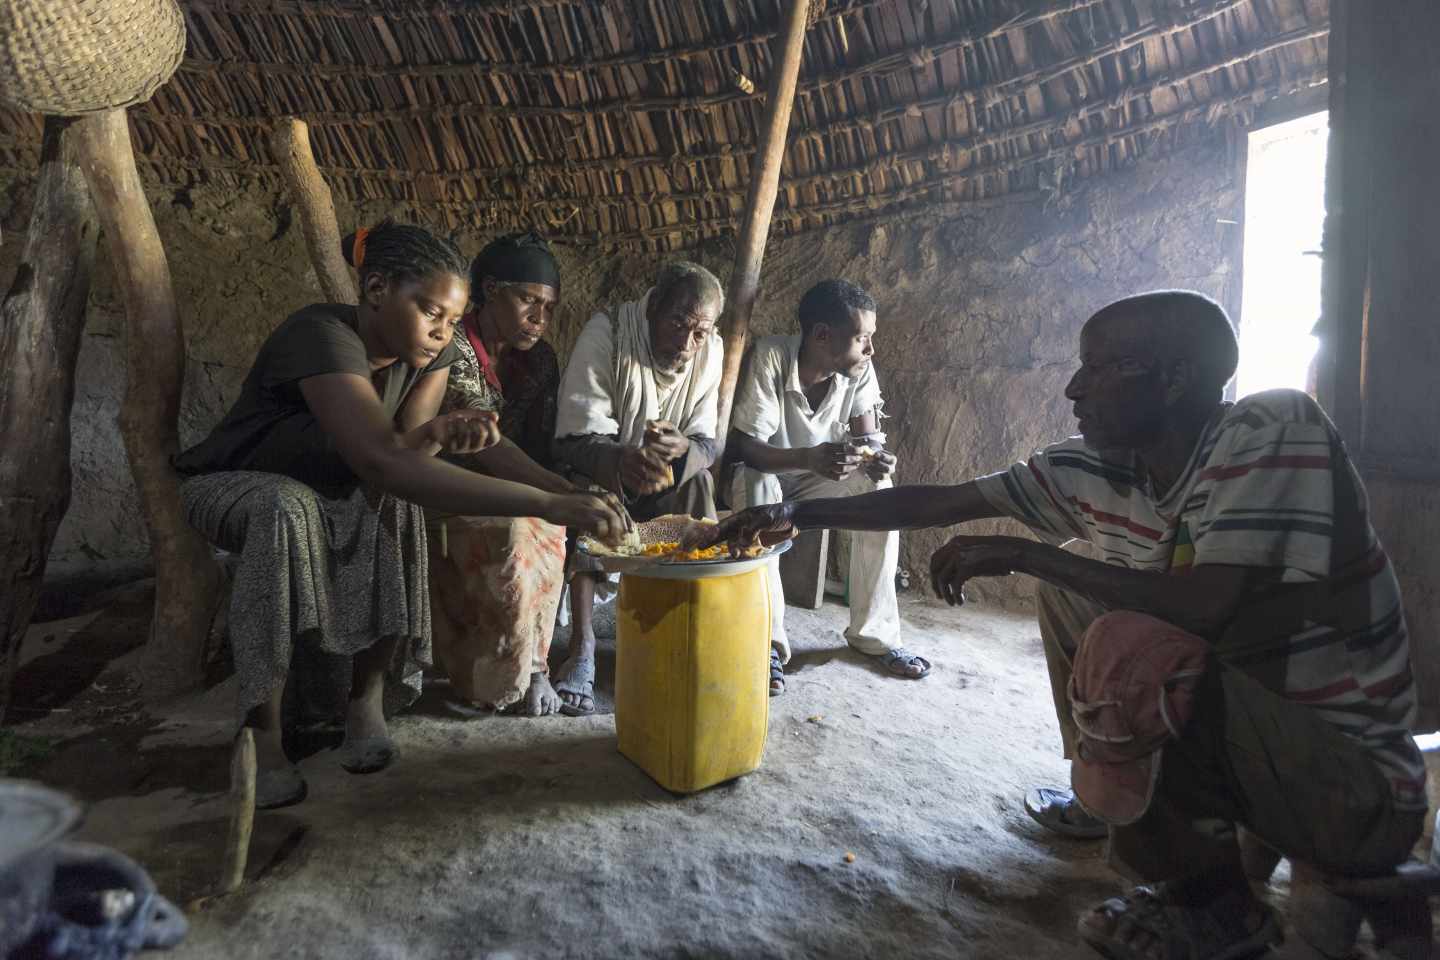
[1236,111,1329,399]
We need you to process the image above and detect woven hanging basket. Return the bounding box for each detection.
[0,0,186,116]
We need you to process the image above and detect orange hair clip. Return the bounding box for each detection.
[352,226,370,270]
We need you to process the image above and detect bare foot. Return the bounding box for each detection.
[339,695,397,774]
[504,672,562,717]
[250,726,307,808]
[344,694,389,742]
[251,725,290,773]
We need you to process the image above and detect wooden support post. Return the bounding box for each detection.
[74,109,222,702]
[0,117,100,725]
[219,727,257,895]
[714,0,811,442]
[270,118,356,304]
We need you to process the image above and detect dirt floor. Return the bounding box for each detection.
[12,586,1425,960]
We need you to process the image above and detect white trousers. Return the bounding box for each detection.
[729,466,902,662]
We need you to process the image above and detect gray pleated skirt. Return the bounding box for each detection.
[180,470,431,718]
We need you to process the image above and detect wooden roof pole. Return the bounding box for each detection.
[0,117,99,725]
[75,108,224,701]
[271,117,356,304]
[715,0,811,443]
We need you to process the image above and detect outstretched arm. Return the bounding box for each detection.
[791,480,1001,531]
[300,373,624,538]
[686,479,1003,551]
[460,437,574,495]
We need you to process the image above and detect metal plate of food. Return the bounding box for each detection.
[577,514,791,580]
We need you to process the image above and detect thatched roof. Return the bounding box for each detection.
[0,0,1328,251]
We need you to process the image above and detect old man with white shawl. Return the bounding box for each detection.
[550,261,725,714]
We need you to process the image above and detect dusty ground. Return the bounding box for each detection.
[16,587,1428,960]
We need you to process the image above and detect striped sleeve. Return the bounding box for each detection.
[1190,395,1336,578]
[974,445,1088,545]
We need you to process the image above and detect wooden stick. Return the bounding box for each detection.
[219,728,257,895]
[715,0,811,442]
[0,117,99,726]
[74,109,223,702]
[270,118,356,304]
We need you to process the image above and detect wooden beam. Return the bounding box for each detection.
[74,109,223,702]
[716,0,811,441]
[270,118,356,304]
[0,117,100,726]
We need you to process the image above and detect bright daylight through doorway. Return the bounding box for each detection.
[1236,110,1328,398]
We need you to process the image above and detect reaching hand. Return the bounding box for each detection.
[928,535,1027,606]
[546,491,629,546]
[429,409,502,454]
[620,445,673,497]
[681,504,798,555]
[643,419,690,462]
[804,441,863,482]
[863,450,898,483]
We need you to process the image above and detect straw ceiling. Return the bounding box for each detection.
[0,0,1328,251]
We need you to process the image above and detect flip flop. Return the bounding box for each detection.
[338,736,399,774]
[1078,884,1281,960]
[878,647,932,679]
[256,766,308,809]
[769,648,785,696]
[554,655,596,717]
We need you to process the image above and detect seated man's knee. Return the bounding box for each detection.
[688,466,715,495]
[677,465,717,516]
[1080,610,1193,650]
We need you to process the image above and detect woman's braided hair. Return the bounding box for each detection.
[341,219,468,290]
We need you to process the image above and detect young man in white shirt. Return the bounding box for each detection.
[728,280,932,695]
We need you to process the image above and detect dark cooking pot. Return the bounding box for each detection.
[0,780,82,956]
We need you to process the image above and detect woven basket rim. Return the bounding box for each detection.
[0,0,187,116]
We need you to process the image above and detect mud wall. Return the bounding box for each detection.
[1,139,1243,609]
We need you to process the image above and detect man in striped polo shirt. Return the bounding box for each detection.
[694,290,1425,959]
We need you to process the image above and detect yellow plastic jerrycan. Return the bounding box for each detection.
[614,565,771,793]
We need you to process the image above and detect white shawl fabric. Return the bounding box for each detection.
[554,288,722,445]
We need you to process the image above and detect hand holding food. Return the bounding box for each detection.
[620,445,674,496]
[680,504,797,557]
[643,419,690,463]
[428,409,502,454]
[860,447,897,482]
[546,491,628,546]
[583,514,768,564]
[804,441,863,482]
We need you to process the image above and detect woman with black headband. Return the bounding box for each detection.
[447,231,563,465]
[425,232,577,717]
[174,221,624,808]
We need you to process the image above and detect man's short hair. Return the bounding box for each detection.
[1089,290,1239,395]
[654,261,725,314]
[798,279,877,338]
